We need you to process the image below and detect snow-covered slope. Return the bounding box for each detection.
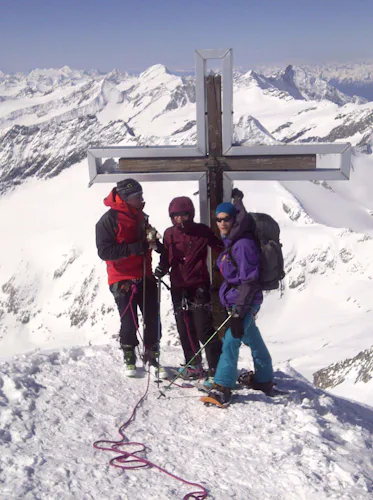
[1,155,373,400]
[1,345,373,499]
[1,62,373,497]
[1,63,373,394]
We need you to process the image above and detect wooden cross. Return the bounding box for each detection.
[88,49,351,325]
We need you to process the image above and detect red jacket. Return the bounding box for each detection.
[96,189,152,285]
[160,197,222,289]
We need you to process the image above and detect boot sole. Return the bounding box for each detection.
[200,396,230,408]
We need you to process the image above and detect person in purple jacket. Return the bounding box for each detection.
[155,196,223,380]
[206,194,274,406]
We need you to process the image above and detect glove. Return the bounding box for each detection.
[146,224,161,242]
[128,240,148,256]
[154,265,167,278]
[230,311,245,339]
[232,188,244,200]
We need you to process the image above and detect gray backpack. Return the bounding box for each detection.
[228,212,285,291]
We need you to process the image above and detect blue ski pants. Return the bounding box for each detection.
[214,305,273,389]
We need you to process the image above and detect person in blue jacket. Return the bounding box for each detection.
[206,193,274,405]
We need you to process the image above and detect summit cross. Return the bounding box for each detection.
[87,48,351,319]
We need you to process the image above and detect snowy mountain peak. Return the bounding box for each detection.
[267,64,366,105]
[284,63,296,79]
[234,115,279,145]
[139,63,170,80]
[103,69,124,84]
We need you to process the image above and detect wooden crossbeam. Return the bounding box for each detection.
[118,155,316,172]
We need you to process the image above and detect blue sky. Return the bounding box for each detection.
[0,0,372,73]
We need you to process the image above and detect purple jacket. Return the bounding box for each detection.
[217,199,263,314]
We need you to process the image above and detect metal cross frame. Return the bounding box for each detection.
[88,48,351,327]
[88,48,351,226]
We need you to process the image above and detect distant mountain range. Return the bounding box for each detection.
[256,61,373,100]
[1,62,373,193]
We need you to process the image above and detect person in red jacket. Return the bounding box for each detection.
[96,178,166,379]
[155,196,223,383]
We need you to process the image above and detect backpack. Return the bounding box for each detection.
[228,212,285,291]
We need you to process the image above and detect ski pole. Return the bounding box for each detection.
[142,215,148,362]
[160,279,170,291]
[159,314,232,397]
[155,276,162,388]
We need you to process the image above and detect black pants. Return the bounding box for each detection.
[110,277,160,349]
[171,285,222,372]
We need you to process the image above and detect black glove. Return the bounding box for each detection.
[154,265,167,278]
[128,240,148,256]
[232,188,244,200]
[230,311,245,339]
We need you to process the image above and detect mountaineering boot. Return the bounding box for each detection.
[177,363,203,380]
[197,369,216,392]
[201,376,214,391]
[121,344,137,377]
[146,345,167,379]
[238,371,275,395]
[202,384,232,407]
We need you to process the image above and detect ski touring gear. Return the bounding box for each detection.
[214,305,273,389]
[144,342,168,380]
[175,363,204,380]
[147,358,168,379]
[237,371,289,397]
[229,198,285,291]
[230,313,245,339]
[201,384,232,408]
[172,286,222,372]
[150,277,167,381]
[121,345,137,377]
[142,217,148,339]
[237,371,274,396]
[195,376,214,392]
[154,264,167,278]
[111,277,160,347]
[161,314,232,395]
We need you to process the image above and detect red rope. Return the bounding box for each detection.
[94,282,208,500]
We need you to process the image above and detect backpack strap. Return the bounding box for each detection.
[227,244,238,271]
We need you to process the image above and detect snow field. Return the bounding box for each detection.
[1,344,373,499]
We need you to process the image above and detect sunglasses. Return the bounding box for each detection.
[216,215,233,223]
[171,211,190,217]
